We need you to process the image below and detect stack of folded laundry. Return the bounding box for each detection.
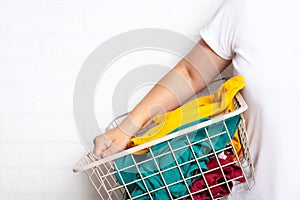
[114,76,246,200]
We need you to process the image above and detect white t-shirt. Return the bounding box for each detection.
[200,0,300,199]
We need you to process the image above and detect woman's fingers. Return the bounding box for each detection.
[100,144,122,158]
[93,135,112,158]
[93,127,132,158]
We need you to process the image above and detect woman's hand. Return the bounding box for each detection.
[93,127,132,158]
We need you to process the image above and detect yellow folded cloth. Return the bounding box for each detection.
[226,99,243,160]
[128,76,246,155]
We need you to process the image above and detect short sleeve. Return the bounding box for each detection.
[200,0,246,60]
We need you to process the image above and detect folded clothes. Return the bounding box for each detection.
[188,153,246,200]
[114,115,241,200]
[128,76,246,154]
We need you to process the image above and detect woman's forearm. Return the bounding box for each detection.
[118,39,230,136]
[93,39,231,158]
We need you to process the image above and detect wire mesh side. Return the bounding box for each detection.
[233,115,255,191]
[76,153,126,200]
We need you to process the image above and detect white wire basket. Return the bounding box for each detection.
[73,92,255,200]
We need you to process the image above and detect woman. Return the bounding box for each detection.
[93,0,300,199]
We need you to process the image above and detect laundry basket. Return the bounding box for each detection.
[73,92,255,200]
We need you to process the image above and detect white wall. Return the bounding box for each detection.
[0,0,222,199]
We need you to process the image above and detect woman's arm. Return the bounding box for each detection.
[93,39,231,158]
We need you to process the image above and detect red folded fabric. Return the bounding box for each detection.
[189,154,246,200]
